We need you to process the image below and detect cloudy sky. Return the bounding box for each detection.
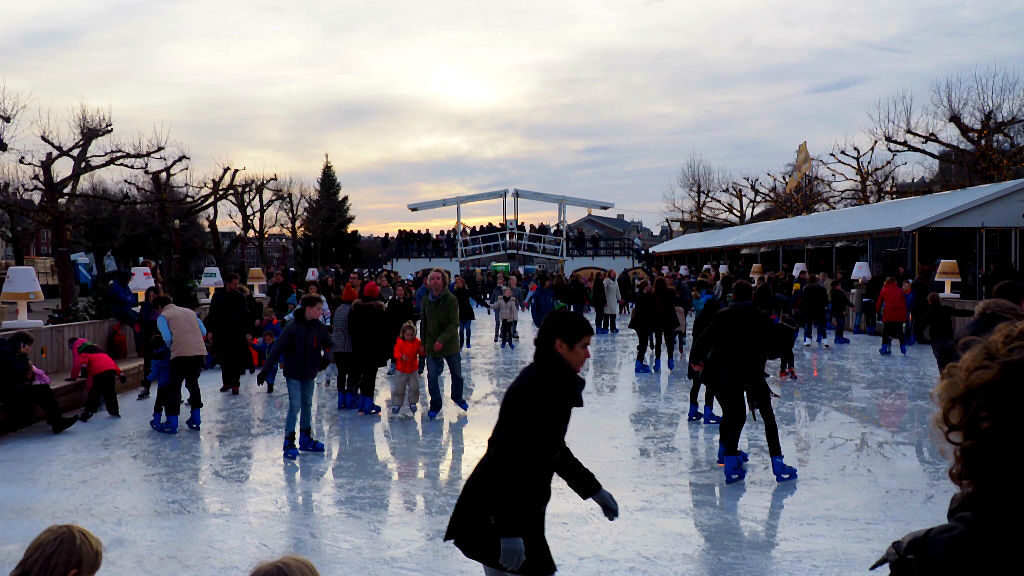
[3,0,1023,235]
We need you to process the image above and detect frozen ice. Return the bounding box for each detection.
[0,314,952,575]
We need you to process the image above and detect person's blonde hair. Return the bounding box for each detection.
[250,555,320,576]
[400,321,417,339]
[11,524,103,576]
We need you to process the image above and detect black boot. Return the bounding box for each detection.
[51,415,79,434]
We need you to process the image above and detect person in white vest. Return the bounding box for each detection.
[152,295,208,434]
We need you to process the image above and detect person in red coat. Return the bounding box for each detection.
[875,277,908,355]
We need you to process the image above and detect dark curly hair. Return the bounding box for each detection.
[933,320,1024,494]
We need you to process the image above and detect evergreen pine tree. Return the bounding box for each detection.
[302,154,358,266]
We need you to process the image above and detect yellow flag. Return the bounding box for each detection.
[786,141,812,193]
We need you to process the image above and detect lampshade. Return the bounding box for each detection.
[702,264,712,272]
[661,266,670,275]
[851,261,871,281]
[719,264,729,274]
[1,266,45,328]
[200,267,224,288]
[680,265,690,276]
[935,260,961,281]
[305,268,319,282]
[750,264,765,278]
[247,268,267,284]
[1,266,45,301]
[128,267,155,294]
[792,263,808,276]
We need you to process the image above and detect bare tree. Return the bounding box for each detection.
[0,83,27,154]
[274,176,309,267]
[709,175,766,224]
[18,105,167,309]
[870,65,1024,189]
[823,139,905,205]
[663,153,727,233]
[200,166,245,271]
[226,172,280,269]
[0,164,37,265]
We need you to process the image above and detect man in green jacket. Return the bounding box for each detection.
[420,268,468,420]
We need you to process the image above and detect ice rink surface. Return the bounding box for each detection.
[0,313,952,575]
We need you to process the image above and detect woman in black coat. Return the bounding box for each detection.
[445,310,618,576]
[347,282,391,414]
[385,284,417,374]
[628,280,656,372]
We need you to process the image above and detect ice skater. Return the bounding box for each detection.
[391,321,422,414]
[251,330,279,393]
[151,295,208,434]
[876,277,908,355]
[776,314,799,380]
[445,309,618,575]
[257,294,332,459]
[687,294,722,422]
[490,287,519,349]
[69,338,124,421]
[690,281,797,484]
[0,332,78,434]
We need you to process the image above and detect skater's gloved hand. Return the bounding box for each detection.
[433,340,443,352]
[119,374,127,384]
[318,354,330,371]
[591,488,619,520]
[499,537,526,572]
[690,362,704,372]
[256,371,267,386]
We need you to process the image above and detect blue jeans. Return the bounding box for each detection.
[426,354,465,412]
[264,361,279,385]
[459,320,472,347]
[285,378,315,434]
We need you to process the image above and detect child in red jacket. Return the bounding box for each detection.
[69,338,124,421]
[391,322,421,415]
[875,277,908,355]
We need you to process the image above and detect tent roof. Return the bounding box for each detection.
[651,178,1024,254]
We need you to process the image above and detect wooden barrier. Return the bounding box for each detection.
[0,319,138,376]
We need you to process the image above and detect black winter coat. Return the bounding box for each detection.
[348,299,391,369]
[691,301,773,384]
[206,289,252,365]
[385,296,417,341]
[266,281,294,319]
[923,303,973,342]
[802,284,828,317]
[687,298,721,379]
[445,352,601,576]
[263,315,331,381]
[653,288,680,331]
[628,292,657,332]
[872,491,1010,575]
[454,287,480,322]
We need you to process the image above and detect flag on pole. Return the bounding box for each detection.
[786,141,812,193]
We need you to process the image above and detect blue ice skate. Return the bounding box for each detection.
[299,429,325,452]
[667,357,675,371]
[150,412,163,431]
[723,455,746,484]
[428,409,439,421]
[653,359,661,372]
[717,444,748,465]
[455,399,469,411]
[879,344,891,355]
[358,395,382,415]
[185,408,201,431]
[771,455,798,482]
[687,403,702,422]
[160,415,178,434]
[283,433,299,460]
[337,390,346,409]
[899,343,907,355]
[409,404,417,413]
[634,360,652,373]
[703,405,721,424]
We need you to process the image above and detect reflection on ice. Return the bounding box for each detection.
[1,314,951,575]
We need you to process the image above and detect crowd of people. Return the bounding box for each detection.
[4,257,1022,574]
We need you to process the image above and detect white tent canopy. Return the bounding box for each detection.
[651,179,1024,254]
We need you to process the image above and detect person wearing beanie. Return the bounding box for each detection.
[332,284,361,409]
[348,281,390,414]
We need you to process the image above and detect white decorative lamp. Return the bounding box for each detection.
[935,260,962,299]
[199,266,224,303]
[750,263,765,282]
[128,266,155,303]
[702,264,712,273]
[1,266,46,328]
[305,268,319,282]
[719,264,730,275]
[792,263,808,277]
[851,261,871,282]
[680,265,690,276]
[661,265,670,275]
[248,268,267,297]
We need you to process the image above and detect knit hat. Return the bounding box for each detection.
[341,284,359,302]
[363,281,380,299]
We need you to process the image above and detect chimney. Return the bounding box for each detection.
[617,214,625,220]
